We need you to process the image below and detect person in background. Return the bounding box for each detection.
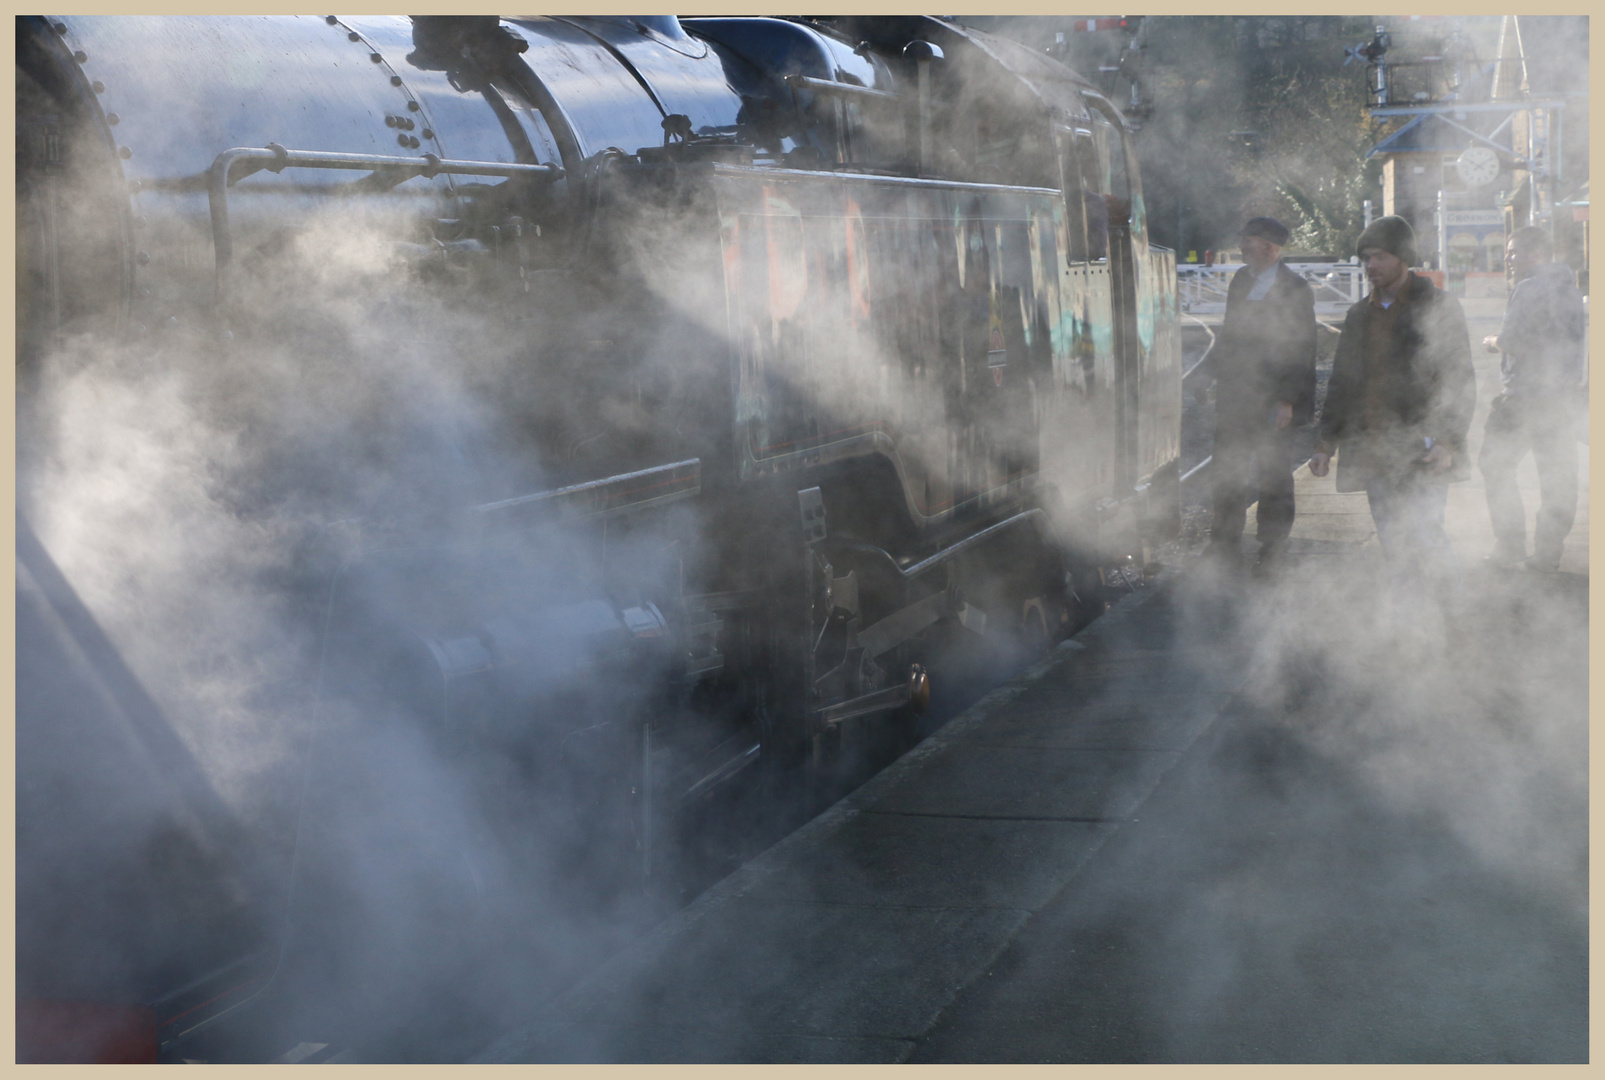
[1310,216,1476,624]
[1477,225,1587,572]
[1205,216,1317,574]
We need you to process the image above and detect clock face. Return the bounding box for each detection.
[1456,146,1500,188]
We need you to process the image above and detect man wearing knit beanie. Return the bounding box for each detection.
[1311,215,1476,637]
[1204,215,1316,576]
[1353,214,1418,269]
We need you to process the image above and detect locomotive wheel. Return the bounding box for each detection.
[1020,597,1052,660]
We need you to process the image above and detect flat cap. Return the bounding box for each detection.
[1240,216,1290,246]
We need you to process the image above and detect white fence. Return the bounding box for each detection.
[1177,262,1367,318]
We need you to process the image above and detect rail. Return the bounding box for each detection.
[1181,312,1216,382]
[1178,316,1343,489]
[1177,261,1368,318]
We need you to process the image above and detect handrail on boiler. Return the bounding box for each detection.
[206,143,562,319]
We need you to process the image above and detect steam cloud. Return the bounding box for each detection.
[16,14,1586,1064]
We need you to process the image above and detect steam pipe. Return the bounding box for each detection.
[817,682,911,726]
[900,508,1044,580]
[784,74,900,165]
[207,144,562,317]
[902,40,943,175]
[467,457,702,527]
[782,73,899,102]
[820,507,1047,587]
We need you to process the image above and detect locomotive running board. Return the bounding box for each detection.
[466,459,701,529]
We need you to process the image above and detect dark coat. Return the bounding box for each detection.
[1318,271,1476,492]
[1213,262,1319,429]
[1495,261,1587,399]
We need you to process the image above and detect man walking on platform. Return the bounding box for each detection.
[1206,216,1317,573]
[1310,216,1476,618]
[1478,225,1587,572]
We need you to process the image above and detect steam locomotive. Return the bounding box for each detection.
[16,15,1179,1060]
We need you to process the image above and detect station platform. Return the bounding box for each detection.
[476,318,1588,1064]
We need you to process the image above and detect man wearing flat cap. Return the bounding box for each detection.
[1311,215,1475,621]
[1205,215,1317,573]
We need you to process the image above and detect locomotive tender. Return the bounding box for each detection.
[17,14,1179,1058]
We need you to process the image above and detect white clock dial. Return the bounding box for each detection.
[1456,146,1500,188]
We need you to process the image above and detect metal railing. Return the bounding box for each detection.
[207,142,562,315]
[1177,261,1368,317]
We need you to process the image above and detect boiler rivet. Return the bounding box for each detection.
[326,15,338,25]
[52,22,66,34]
[348,32,360,42]
[118,146,132,159]
[92,81,105,93]
[370,53,383,63]
[106,112,120,125]
[136,251,150,265]
[73,50,87,63]
[391,75,403,87]
[407,100,420,111]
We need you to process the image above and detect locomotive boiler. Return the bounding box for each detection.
[16,14,1180,1060]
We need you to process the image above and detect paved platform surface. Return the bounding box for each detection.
[476,304,1588,1064]
[475,580,1248,1062]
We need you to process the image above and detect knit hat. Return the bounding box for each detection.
[1240,216,1290,247]
[1356,215,1418,267]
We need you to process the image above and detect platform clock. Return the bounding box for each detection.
[1455,146,1500,189]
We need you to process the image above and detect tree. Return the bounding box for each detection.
[1226,16,1383,257]
[966,16,1394,257]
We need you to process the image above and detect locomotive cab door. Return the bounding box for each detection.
[1084,106,1143,496]
[1078,96,1182,560]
